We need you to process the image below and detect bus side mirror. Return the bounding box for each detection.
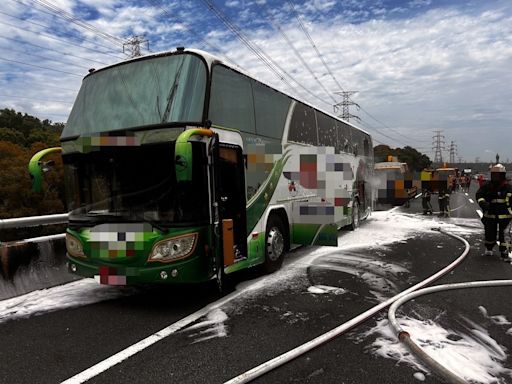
[175,142,192,182]
[28,147,62,192]
[175,128,214,182]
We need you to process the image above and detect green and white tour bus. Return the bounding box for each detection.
[31,48,374,286]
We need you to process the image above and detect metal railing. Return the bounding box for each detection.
[0,213,69,230]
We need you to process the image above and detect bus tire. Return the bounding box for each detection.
[350,200,360,231]
[263,215,287,273]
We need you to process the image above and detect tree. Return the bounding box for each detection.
[374,144,431,171]
[0,109,66,240]
[27,127,60,147]
[0,127,26,146]
[0,108,63,141]
[374,144,395,163]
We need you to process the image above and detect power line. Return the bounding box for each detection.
[359,119,409,147]
[0,36,110,67]
[17,0,124,48]
[281,2,419,148]
[0,57,83,77]
[258,3,336,104]
[200,0,337,106]
[287,1,345,92]
[199,0,299,95]
[145,0,243,68]
[2,46,93,71]
[0,8,124,58]
[358,105,419,143]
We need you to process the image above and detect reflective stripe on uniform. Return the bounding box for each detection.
[491,199,507,203]
[478,198,486,203]
[484,213,512,219]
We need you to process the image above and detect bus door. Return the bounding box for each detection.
[212,143,247,267]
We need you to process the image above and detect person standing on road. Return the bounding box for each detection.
[478,174,485,188]
[438,189,450,217]
[422,189,433,215]
[476,163,512,260]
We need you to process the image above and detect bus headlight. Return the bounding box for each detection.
[66,233,85,258]
[149,233,198,262]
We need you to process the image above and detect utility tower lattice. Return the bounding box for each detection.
[449,141,457,164]
[333,91,360,122]
[123,35,149,58]
[432,130,445,164]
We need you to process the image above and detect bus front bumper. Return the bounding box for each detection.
[67,253,214,285]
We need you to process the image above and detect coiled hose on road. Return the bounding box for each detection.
[224,227,479,384]
[388,228,512,384]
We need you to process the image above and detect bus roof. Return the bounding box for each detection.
[83,47,371,138]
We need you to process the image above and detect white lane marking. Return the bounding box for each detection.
[469,199,474,204]
[415,193,422,199]
[465,193,469,196]
[60,287,248,384]
[477,210,483,218]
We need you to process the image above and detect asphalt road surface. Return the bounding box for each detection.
[1,184,512,384]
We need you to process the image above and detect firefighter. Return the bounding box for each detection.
[421,189,433,215]
[438,188,450,217]
[476,164,512,259]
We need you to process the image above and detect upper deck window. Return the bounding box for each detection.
[62,54,207,138]
[287,102,317,146]
[209,65,256,134]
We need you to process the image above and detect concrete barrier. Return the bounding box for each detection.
[0,214,78,299]
[0,235,78,300]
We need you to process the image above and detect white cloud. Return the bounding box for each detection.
[1,1,511,160]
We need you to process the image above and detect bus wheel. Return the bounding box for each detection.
[350,200,360,231]
[264,215,287,273]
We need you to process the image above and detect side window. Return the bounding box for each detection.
[209,65,256,134]
[287,103,317,145]
[363,137,370,157]
[336,121,352,153]
[316,112,337,148]
[253,81,290,139]
[351,128,364,156]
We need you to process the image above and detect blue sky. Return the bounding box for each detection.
[1,0,511,162]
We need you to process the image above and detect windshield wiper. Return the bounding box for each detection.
[161,56,185,122]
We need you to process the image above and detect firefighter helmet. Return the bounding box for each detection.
[490,163,506,173]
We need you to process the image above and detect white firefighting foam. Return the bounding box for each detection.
[356,313,512,384]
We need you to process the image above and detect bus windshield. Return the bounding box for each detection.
[63,142,209,227]
[62,53,207,138]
